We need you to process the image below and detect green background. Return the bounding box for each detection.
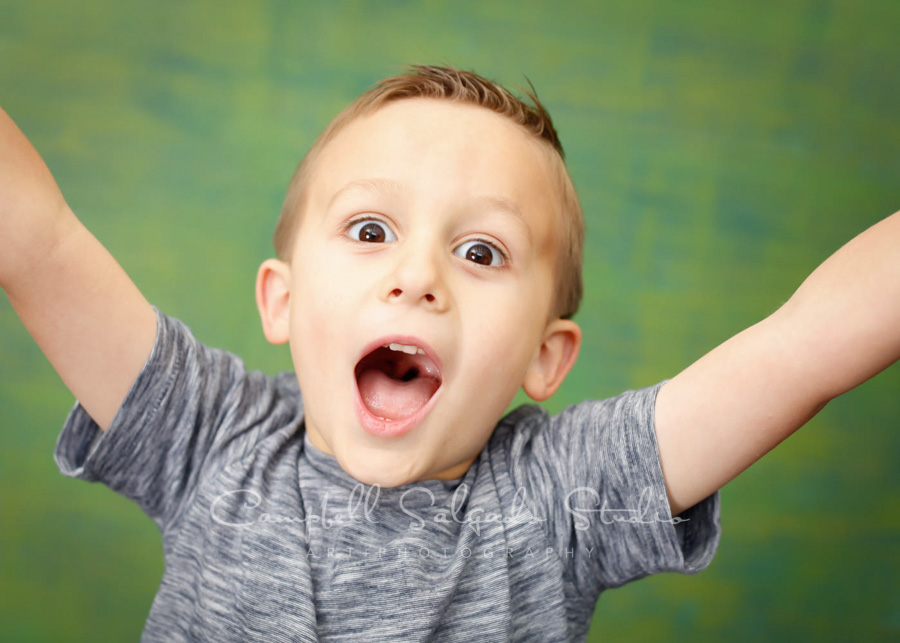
[1,0,898,640]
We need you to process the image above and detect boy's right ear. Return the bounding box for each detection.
[255,258,292,345]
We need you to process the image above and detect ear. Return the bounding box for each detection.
[255,258,292,345]
[522,319,582,402]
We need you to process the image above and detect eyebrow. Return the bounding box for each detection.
[327,177,532,240]
[473,194,527,226]
[327,178,407,210]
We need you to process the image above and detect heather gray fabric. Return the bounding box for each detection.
[55,308,721,642]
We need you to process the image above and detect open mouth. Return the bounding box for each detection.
[354,341,442,430]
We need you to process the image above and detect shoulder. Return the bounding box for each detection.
[147,308,306,460]
[489,383,665,456]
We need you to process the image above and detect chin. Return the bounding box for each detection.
[338,452,423,488]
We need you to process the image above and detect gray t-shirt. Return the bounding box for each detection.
[54,308,721,642]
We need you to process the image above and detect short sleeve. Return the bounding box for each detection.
[53,307,295,533]
[502,382,721,598]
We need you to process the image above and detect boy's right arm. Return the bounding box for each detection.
[0,106,156,431]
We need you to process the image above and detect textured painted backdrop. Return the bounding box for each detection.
[1,0,898,640]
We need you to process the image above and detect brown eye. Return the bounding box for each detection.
[454,240,504,266]
[466,243,493,265]
[347,219,397,243]
[359,223,385,242]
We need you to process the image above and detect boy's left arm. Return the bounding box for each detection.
[655,210,900,515]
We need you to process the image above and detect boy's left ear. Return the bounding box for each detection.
[522,319,582,402]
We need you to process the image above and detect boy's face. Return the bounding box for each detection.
[263,99,578,486]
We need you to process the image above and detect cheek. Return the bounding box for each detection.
[460,308,540,394]
[287,249,374,380]
[461,276,551,377]
[465,272,552,338]
[287,260,344,385]
[291,246,358,319]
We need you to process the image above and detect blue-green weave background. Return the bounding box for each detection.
[1,1,898,640]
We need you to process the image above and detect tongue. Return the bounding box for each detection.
[357,367,438,421]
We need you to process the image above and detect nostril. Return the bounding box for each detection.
[424,294,435,303]
[390,288,402,298]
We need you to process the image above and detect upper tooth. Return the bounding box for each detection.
[389,343,420,355]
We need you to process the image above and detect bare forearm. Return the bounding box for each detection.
[0,107,74,290]
[1,106,156,431]
[6,215,156,430]
[777,210,900,401]
[656,209,900,515]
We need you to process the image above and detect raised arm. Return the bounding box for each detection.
[0,107,156,430]
[655,211,900,515]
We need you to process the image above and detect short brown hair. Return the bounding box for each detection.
[273,65,584,319]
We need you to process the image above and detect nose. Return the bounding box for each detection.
[378,240,449,312]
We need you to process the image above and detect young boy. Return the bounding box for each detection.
[0,65,897,641]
